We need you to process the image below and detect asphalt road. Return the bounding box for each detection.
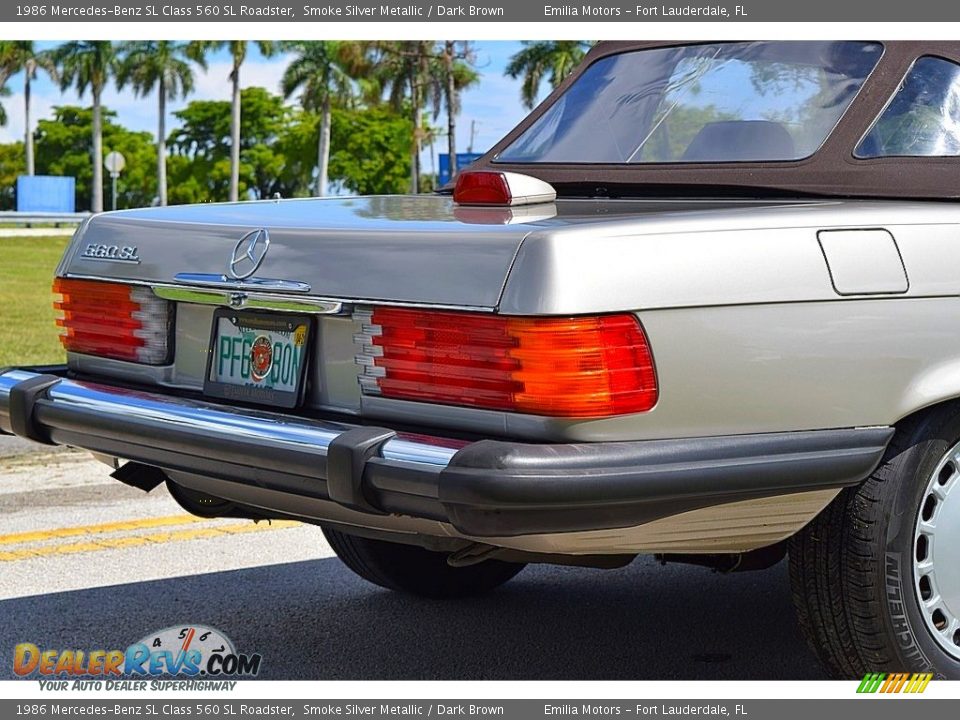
[0,436,827,680]
[0,434,50,458]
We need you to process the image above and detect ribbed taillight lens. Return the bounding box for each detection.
[53,278,172,364]
[356,308,657,418]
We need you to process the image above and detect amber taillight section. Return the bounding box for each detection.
[356,308,658,418]
[53,278,172,364]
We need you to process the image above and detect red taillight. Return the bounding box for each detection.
[453,172,513,205]
[53,278,172,364]
[357,308,657,418]
[453,170,557,206]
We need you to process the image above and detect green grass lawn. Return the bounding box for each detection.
[0,236,69,366]
[0,223,70,229]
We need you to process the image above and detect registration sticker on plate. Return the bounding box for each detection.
[204,309,312,408]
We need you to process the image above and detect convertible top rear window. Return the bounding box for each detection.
[496,41,883,165]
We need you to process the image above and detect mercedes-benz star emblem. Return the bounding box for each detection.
[229,229,270,280]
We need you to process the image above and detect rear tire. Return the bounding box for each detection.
[322,527,525,599]
[789,405,960,678]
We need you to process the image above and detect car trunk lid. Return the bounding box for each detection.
[62,195,537,309]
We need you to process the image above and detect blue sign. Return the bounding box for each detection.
[16,175,76,213]
[439,153,485,186]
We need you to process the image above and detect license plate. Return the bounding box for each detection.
[204,309,312,408]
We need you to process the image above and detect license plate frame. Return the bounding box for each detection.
[203,308,312,409]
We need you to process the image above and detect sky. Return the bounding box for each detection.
[0,41,535,172]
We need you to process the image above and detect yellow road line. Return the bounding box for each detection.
[0,514,208,546]
[0,520,300,562]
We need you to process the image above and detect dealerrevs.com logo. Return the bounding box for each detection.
[13,625,262,690]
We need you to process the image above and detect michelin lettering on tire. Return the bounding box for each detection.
[885,553,934,672]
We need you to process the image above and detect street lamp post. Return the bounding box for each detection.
[104,151,126,212]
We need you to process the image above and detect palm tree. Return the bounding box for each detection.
[0,85,8,128]
[281,41,354,197]
[438,42,478,181]
[196,41,276,202]
[0,56,13,128]
[0,42,56,176]
[117,42,204,206]
[505,41,592,110]
[369,41,439,194]
[53,41,118,213]
[421,115,441,189]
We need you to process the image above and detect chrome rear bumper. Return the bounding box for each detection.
[0,367,894,538]
[0,368,458,467]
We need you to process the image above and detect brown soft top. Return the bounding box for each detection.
[468,41,960,201]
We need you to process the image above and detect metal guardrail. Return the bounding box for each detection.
[0,211,91,226]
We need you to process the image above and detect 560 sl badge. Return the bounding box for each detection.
[80,243,141,264]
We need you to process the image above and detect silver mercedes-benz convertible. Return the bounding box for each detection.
[3,40,959,679]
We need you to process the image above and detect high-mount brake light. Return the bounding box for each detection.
[453,171,557,207]
[53,278,172,365]
[356,308,658,418]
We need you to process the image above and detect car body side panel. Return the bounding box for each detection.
[500,225,835,315]
[499,209,960,315]
[612,298,960,442]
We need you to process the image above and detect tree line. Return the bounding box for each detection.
[0,41,591,211]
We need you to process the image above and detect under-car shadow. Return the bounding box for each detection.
[0,555,825,679]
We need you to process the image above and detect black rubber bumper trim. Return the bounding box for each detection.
[327,427,396,514]
[8,374,62,444]
[432,427,895,536]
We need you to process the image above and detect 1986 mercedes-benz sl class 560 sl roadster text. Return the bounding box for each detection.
[3,40,960,678]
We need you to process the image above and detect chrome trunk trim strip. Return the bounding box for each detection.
[173,273,312,293]
[151,286,345,315]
